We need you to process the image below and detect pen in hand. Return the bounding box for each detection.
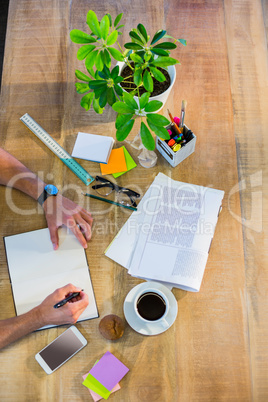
[53,290,84,309]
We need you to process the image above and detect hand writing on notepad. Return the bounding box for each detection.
[0,284,89,349]
[37,284,89,326]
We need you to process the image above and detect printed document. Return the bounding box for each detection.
[105,173,224,292]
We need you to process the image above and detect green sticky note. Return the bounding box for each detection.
[82,373,111,400]
[112,146,137,178]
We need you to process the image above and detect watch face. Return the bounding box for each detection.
[45,184,58,195]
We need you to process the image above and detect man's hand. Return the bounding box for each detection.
[43,194,93,250]
[36,284,89,327]
[0,284,89,349]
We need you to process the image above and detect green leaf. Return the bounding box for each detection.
[124,42,143,50]
[107,47,124,61]
[130,53,143,63]
[114,13,123,27]
[107,87,116,106]
[144,52,152,62]
[129,31,144,45]
[123,92,138,109]
[70,30,96,44]
[106,31,118,46]
[75,83,90,94]
[93,97,104,114]
[146,113,170,126]
[99,88,108,108]
[139,92,150,109]
[165,35,187,46]
[93,86,106,99]
[151,48,169,57]
[114,76,124,83]
[151,30,167,45]
[147,121,170,139]
[144,100,162,112]
[116,119,135,141]
[152,57,180,67]
[77,45,96,60]
[85,50,98,70]
[149,66,166,82]
[140,122,155,150]
[86,67,95,78]
[115,113,134,129]
[111,65,120,79]
[87,10,101,37]
[106,13,112,27]
[100,15,110,40]
[114,84,123,96]
[75,70,91,82]
[88,80,107,89]
[81,93,94,111]
[133,69,142,86]
[102,48,111,68]
[153,42,177,50]
[112,101,135,113]
[143,70,153,92]
[95,52,104,71]
[178,38,187,46]
[137,24,148,42]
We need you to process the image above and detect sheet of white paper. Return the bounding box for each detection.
[4,227,98,328]
[71,132,114,163]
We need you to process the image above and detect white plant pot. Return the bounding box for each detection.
[117,62,176,113]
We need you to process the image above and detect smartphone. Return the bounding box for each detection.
[35,326,87,374]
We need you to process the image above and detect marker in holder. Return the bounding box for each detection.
[156,124,196,168]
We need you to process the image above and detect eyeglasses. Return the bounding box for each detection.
[92,176,140,207]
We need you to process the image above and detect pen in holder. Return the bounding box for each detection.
[156,124,196,167]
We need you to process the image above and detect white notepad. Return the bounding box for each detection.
[4,227,98,329]
[71,131,114,164]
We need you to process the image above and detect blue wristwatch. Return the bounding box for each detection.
[37,184,58,206]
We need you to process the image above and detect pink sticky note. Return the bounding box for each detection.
[82,372,120,401]
[89,351,129,392]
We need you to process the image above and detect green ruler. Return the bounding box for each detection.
[20,113,94,185]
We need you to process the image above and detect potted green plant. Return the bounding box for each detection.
[70,10,186,150]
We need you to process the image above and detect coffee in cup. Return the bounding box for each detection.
[134,287,170,329]
[137,292,166,321]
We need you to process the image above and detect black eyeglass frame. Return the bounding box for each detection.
[92,176,140,207]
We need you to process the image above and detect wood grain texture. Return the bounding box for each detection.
[0,0,266,400]
[224,0,268,400]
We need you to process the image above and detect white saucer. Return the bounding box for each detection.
[123,281,178,336]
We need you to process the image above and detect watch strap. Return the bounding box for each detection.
[37,185,58,206]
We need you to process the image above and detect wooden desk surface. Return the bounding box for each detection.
[0,0,267,401]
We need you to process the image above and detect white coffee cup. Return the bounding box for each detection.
[134,287,170,328]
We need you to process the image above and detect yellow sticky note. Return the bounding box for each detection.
[100,148,127,175]
[82,373,111,400]
[112,146,137,178]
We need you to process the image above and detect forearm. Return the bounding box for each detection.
[0,148,45,200]
[0,307,44,349]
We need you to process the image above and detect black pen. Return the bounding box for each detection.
[53,290,83,309]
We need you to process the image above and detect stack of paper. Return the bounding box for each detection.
[100,146,137,176]
[82,351,129,400]
[72,132,114,164]
[105,173,224,292]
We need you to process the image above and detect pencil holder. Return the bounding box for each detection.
[156,124,196,168]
